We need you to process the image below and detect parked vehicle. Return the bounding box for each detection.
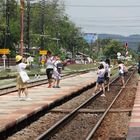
[63,59,76,66]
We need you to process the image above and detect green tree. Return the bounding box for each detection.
[0,0,20,57]
[137,42,140,53]
[103,39,125,59]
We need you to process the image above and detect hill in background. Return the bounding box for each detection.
[98,34,140,51]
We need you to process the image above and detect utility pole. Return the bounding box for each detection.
[56,32,60,48]
[4,0,10,67]
[40,0,45,50]
[20,0,24,56]
[26,0,30,52]
[5,0,10,47]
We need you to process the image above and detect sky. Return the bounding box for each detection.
[63,0,140,36]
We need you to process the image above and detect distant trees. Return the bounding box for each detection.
[103,40,125,59]
[91,38,138,60]
[0,0,20,56]
[0,0,137,60]
[0,0,88,58]
[137,42,140,53]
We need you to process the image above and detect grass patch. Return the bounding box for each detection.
[64,63,96,71]
[0,64,97,78]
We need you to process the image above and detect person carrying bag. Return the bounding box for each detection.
[16,55,32,101]
[19,71,30,83]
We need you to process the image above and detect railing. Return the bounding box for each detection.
[0,58,16,66]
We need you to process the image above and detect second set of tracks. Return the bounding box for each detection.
[0,71,89,96]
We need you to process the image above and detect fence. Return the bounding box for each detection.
[0,58,16,66]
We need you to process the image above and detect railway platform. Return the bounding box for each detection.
[127,76,140,140]
[0,71,97,137]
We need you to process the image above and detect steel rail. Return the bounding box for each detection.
[35,74,123,140]
[1,66,129,95]
[35,91,100,140]
[36,68,134,140]
[86,69,135,140]
[0,71,87,96]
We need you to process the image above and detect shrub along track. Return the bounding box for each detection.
[7,68,137,140]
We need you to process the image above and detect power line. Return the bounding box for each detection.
[65,4,140,8]
[71,18,140,22]
[69,17,140,23]
[78,24,140,28]
[70,16,140,19]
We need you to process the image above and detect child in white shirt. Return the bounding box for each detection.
[94,64,106,96]
[118,66,125,88]
[16,55,32,101]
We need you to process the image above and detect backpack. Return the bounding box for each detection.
[56,62,63,74]
[123,65,128,73]
[138,62,140,74]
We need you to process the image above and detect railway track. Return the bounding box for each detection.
[35,68,135,140]
[1,70,96,140]
[0,66,123,95]
[0,70,89,96]
[6,67,137,140]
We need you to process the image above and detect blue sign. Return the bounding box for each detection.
[83,33,98,44]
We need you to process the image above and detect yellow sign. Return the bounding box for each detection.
[39,50,47,55]
[0,49,10,54]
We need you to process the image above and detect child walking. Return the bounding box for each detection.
[137,57,140,75]
[118,60,125,88]
[52,55,62,88]
[118,66,125,88]
[94,63,106,96]
[16,55,32,101]
[104,58,111,91]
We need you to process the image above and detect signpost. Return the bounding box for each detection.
[0,49,10,70]
[117,52,121,60]
[0,49,10,54]
[2,55,7,70]
[39,50,47,55]
[39,50,47,66]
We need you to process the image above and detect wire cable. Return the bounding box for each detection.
[65,4,140,8]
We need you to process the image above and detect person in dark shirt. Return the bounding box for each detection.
[45,51,54,88]
[138,57,140,75]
